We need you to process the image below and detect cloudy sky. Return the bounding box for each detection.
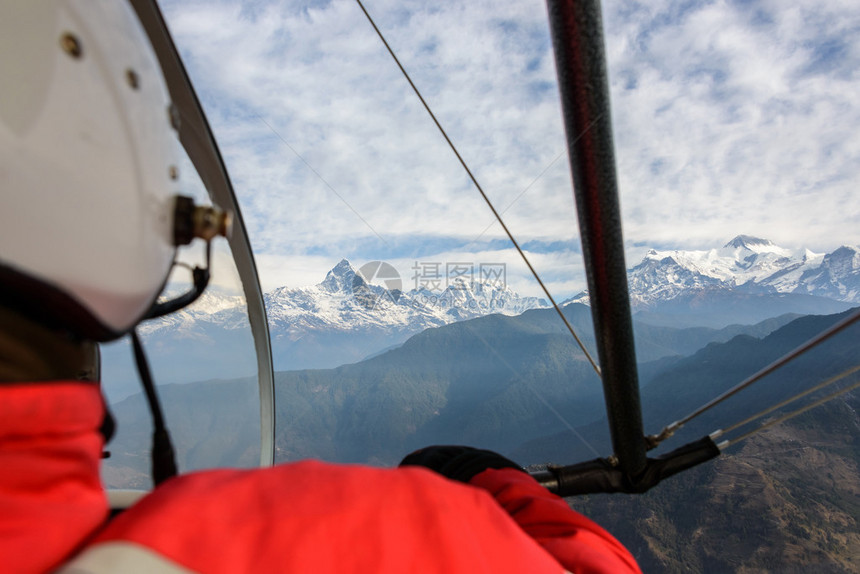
[159,0,860,298]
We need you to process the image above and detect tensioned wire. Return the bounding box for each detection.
[648,308,860,449]
[722,375,860,449]
[354,0,601,377]
[715,363,860,439]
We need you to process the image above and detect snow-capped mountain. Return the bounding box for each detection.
[628,235,859,305]
[121,259,548,376]
[103,238,858,395]
[563,235,858,328]
[793,246,860,302]
[265,259,547,336]
[138,288,247,339]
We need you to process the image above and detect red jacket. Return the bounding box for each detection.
[1,382,640,573]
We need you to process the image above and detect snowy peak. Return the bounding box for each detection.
[262,260,549,334]
[723,235,775,250]
[825,245,860,268]
[640,238,797,288]
[629,238,859,305]
[320,259,357,293]
[717,236,793,261]
[795,245,860,302]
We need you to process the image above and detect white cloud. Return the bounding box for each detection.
[255,252,345,291]
[158,0,860,296]
[604,0,860,252]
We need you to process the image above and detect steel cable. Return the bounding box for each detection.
[648,308,860,448]
[354,0,601,377]
[723,377,860,449]
[715,364,860,439]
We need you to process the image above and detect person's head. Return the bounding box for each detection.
[1,1,214,347]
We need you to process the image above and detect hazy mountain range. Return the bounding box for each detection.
[573,235,860,327]
[102,235,858,403]
[261,258,549,369]
[631,235,860,304]
[157,235,860,346]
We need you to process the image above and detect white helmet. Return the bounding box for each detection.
[0,1,185,339]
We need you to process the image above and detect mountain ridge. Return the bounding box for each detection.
[133,259,549,374]
[110,238,858,399]
[628,235,860,306]
[142,236,860,343]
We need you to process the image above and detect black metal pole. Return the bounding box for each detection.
[546,0,646,476]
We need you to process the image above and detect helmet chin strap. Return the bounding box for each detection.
[132,238,211,486]
[131,328,177,486]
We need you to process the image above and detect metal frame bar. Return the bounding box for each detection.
[546,0,646,476]
[130,0,276,467]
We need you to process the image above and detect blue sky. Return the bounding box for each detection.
[160,0,860,298]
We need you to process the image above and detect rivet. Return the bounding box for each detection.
[167,103,181,131]
[60,33,82,58]
[169,166,179,180]
[126,69,140,90]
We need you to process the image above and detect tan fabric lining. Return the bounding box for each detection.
[58,542,196,574]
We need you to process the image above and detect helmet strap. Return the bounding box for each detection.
[130,328,178,486]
